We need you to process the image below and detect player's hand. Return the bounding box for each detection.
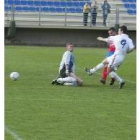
[97,37,103,41]
[66,70,70,76]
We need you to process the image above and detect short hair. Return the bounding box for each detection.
[108,27,116,32]
[66,42,74,47]
[119,26,128,34]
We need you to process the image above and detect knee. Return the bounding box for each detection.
[78,80,83,86]
[102,59,108,65]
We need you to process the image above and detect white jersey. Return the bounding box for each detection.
[106,34,135,70]
[59,51,75,72]
[105,34,135,56]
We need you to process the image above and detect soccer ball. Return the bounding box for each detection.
[9,72,20,81]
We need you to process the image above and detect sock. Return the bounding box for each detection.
[64,82,77,86]
[102,67,107,80]
[111,78,115,82]
[57,77,77,85]
[109,72,123,83]
[90,63,104,73]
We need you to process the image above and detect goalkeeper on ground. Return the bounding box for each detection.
[52,42,83,86]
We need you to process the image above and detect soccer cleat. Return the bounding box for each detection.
[119,81,125,89]
[51,79,58,85]
[84,67,92,76]
[109,79,115,85]
[52,79,64,85]
[100,78,106,85]
[56,78,67,85]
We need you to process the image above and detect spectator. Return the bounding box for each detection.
[101,0,111,26]
[83,2,90,26]
[91,0,98,26]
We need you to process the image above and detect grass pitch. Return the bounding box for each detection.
[5,46,136,140]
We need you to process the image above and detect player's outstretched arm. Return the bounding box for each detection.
[97,37,107,42]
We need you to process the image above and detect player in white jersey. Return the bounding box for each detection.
[52,42,83,86]
[85,26,135,89]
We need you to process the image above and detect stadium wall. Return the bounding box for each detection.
[5,27,136,47]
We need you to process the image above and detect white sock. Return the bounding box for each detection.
[109,71,123,83]
[90,63,104,73]
[64,82,77,86]
[57,77,77,86]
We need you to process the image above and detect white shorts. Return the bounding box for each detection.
[106,54,125,70]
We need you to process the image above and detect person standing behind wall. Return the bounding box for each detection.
[83,2,90,26]
[91,0,98,26]
[101,0,111,26]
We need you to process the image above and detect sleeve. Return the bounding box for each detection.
[127,38,135,53]
[64,52,71,65]
[104,38,109,42]
[105,36,114,43]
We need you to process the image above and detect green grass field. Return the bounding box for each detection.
[5,46,136,140]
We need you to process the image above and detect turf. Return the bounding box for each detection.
[5,46,136,140]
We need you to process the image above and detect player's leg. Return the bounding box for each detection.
[107,55,125,88]
[56,69,78,86]
[84,62,104,75]
[84,57,108,75]
[102,66,108,80]
[107,54,124,73]
[100,65,115,85]
[102,51,115,85]
[52,68,66,85]
[109,71,123,82]
[70,73,83,86]
[90,63,104,73]
[100,65,108,84]
[57,76,78,86]
[109,71,125,89]
[109,77,116,85]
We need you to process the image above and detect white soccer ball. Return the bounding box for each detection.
[9,72,20,81]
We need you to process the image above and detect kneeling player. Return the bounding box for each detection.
[52,42,83,86]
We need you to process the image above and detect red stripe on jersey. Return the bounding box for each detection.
[108,41,115,52]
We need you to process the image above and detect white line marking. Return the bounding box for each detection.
[5,126,23,140]
[6,98,132,103]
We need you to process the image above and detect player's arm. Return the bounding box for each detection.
[97,37,109,42]
[64,52,71,76]
[127,47,135,53]
[127,39,135,54]
[97,36,114,43]
[65,64,70,76]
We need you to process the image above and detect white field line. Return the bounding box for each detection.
[76,67,136,85]
[5,126,23,140]
[6,98,132,103]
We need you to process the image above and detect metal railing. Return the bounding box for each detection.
[5,5,136,30]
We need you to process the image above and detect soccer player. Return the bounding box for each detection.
[99,27,117,85]
[85,26,135,89]
[52,42,83,86]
